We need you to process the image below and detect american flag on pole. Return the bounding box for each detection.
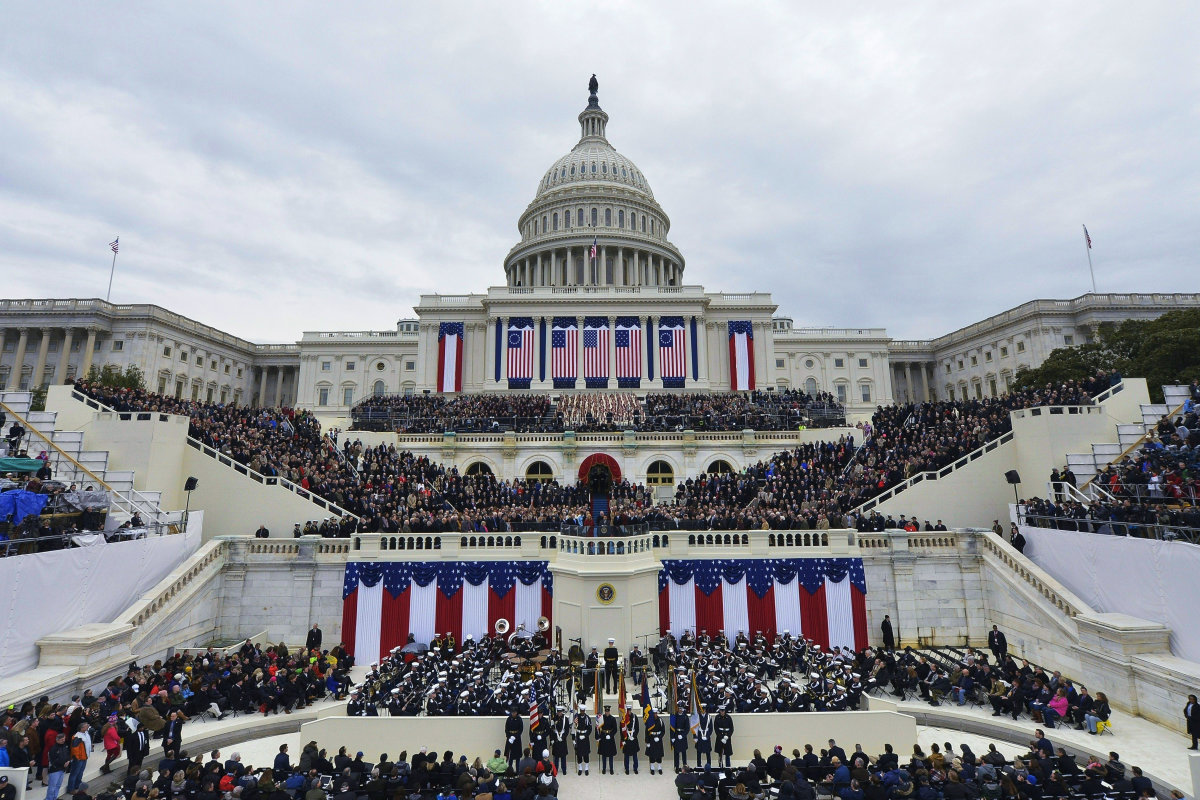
[583,317,609,387]
[507,318,535,388]
[551,317,577,388]
[1083,225,1092,249]
[590,237,598,261]
[529,684,541,732]
[658,316,687,388]
[109,238,119,254]
[615,316,642,388]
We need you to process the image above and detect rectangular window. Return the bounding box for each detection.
[1017,341,1025,353]
[210,360,217,370]
[775,359,785,369]
[225,364,231,374]
[861,384,872,402]
[834,358,845,368]
[1064,335,1074,345]
[343,387,354,406]
[157,378,167,394]
[318,388,329,406]
[237,367,243,378]
[405,360,416,371]
[196,356,203,366]
[163,346,172,357]
[346,361,356,371]
[1000,347,1008,358]
[970,356,978,366]
[836,383,847,403]
[945,364,951,374]
[321,361,331,371]
[403,386,415,397]
[180,351,187,361]
[985,351,993,362]
[989,378,998,396]
[112,340,123,351]
[206,387,214,403]
[957,360,964,369]
[858,358,868,368]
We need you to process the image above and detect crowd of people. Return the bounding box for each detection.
[72,377,1113,536]
[351,396,556,434]
[553,394,640,432]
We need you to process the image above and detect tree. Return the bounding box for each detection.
[84,363,146,391]
[1014,309,1200,402]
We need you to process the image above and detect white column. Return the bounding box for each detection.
[54,328,74,384]
[575,315,584,384]
[926,363,935,402]
[7,328,28,390]
[607,315,616,388]
[616,247,624,286]
[80,327,98,379]
[752,322,768,388]
[762,321,776,390]
[903,363,913,403]
[484,319,496,388]
[258,367,269,407]
[639,315,649,386]
[31,328,51,389]
[275,366,286,407]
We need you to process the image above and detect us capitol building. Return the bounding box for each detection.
[1,79,1197,420]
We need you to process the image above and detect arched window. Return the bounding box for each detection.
[525,461,554,483]
[465,462,493,476]
[552,212,558,231]
[707,459,734,474]
[605,208,611,226]
[591,162,597,174]
[618,209,624,228]
[373,380,386,396]
[641,215,647,232]
[646,460,674,486]
[570,165,576,176]
[565,209,572,228]
[591,208,598,226]
[601,162,607,174]
[542,215,547,233]
[804,377,818,394]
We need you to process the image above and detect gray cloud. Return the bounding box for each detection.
[1,2,1197,343]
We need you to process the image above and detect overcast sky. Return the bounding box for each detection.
[2,3,1197,343]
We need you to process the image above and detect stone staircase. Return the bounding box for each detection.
[0,390,168,524]
[1065,384,1191,492]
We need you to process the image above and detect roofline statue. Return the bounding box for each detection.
[588,74,599,108]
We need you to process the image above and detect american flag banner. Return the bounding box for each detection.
[437,322,464,393]
[341,561,553,662]
[590,237,598,261]
[658,316,687,388]
[530,684,541,732]
[507,317,535,388]
[551,317,578,388]
[583,316,610,388]
[658,558,867,652]
[614,316,642,388]
[727,321,755,391]
[109,237,119,254]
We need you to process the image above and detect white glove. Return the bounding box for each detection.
[508,736,515,744]
[721,737,728,743]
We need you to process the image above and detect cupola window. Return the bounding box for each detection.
[601,163,607,174]
[605,208,611,226]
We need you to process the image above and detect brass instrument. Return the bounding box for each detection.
[537,616,551,632]
[495,618,511,636]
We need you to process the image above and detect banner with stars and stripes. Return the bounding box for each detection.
[551,317,578,388]
[657,558,867,652]
[727,320,755,391]
[583,316,610,388]
[341,560,552,663]
[657,316,687,388]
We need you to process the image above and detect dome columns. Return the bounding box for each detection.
[506,245,683,289]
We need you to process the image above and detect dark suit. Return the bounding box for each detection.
[125,729,151,774]
[988,629,1007,660]
[881,618,895,650]
[306,627,323,652]
[1186,700,1200,747]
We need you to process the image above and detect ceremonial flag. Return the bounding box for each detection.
[594,658,603,720]
[583,317,609,387]
[614,316,642,387]
[340,561,552,662]
[530,684,541,731]
[640,671,652,721]
[437,322,464,393]
[657,558,868,651]
[507,318,535,388]
[658,316,686,388]
[728,321,755,391]
[551,317,578,387]
[689,669,700,733]
[619,669,628,738]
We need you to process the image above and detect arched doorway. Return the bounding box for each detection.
[576,452,622,483]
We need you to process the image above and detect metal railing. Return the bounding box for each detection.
[0,397,166,523]
[1,520,178,558]
[72,389,360,520]
[1020,513,1200,544]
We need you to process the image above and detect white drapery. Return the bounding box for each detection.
[773,578,803,637]
[721,577,750,638]
[668,576,697,636]
[408,580,438,646]
[355,581,383,663]
[515,577,543,632]
[824,576,854,652]
[461,577,490,643]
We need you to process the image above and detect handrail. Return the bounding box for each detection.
[1079,397,1187,492]
[0,397,161,522]
[1020,513,1200,545]
[71,389,361,521]
[1090,380,1125,405]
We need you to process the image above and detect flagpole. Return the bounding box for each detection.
[106,241,119,302]
[1083,225,1096,293]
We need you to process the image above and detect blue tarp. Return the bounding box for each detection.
[0,489,50,524]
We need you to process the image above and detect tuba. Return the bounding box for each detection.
[537,616,551,632]
[495,618,511,637]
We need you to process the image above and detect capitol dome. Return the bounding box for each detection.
[504,77,684,290]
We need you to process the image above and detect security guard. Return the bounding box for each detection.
[714,708,734,769]
[597,705,618,774]
[693,706,713,768]
[670,711,690,773]
[572,709,593,775]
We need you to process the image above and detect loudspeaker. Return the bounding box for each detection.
[1004,470,1021,485]
[184,476,199,491]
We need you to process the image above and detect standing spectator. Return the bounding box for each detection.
[45,731,69,800]
[881,615,895,651]
[988,626,1008,662]
[306,624,323,652]
[99,715,121,774]
[65,723,90,793]
[1185,693,1199,749]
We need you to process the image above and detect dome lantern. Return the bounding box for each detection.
[579,73,609,142]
